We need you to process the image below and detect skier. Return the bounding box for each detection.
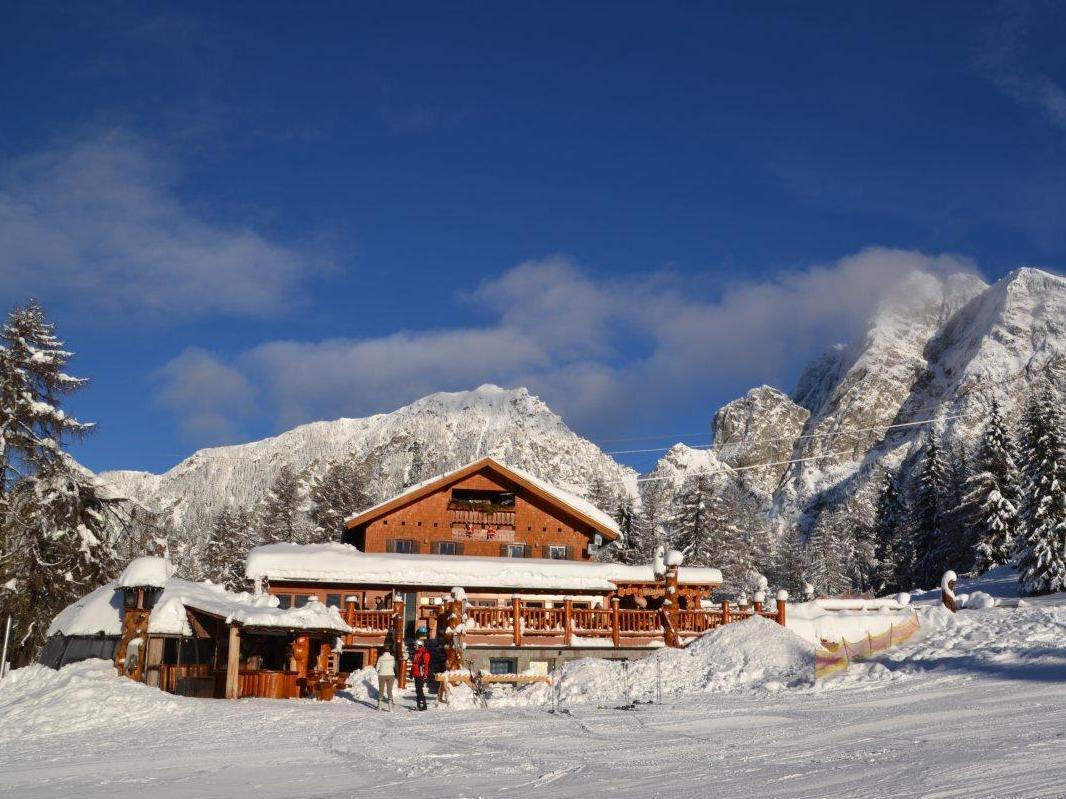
[412,639,431,711]
[376,647,396,711]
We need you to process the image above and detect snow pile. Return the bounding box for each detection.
[343,666,381,704]
[118,556,174,588]
[787,600,917,645]
[0,660,185,741]
[440,617,814,711]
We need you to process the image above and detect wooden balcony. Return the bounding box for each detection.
[448,507,517,527]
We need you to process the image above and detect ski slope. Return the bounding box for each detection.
[2,579,1064,798]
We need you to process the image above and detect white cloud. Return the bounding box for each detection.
[155,347,259,444]
[0,130,326,318]
[155,247,981,444]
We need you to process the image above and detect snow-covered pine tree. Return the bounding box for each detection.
[253,464,314,545]
[668,473,715,565]
[771,526,807,596]
[804,517,852,597]
[0,301,92,493]
[308,455,373,541]
[0,302,126,663]
[965,398,1022,574]
[872,469,906,593]
[1015,384,1066,595]
[203,507,254,591]
[909,429,950,589]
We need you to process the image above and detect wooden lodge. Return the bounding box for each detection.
[42,556,353,701]
[248,458,784,681]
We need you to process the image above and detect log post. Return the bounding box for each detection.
[393,599,407,688]
[225,624,241,699]
[941,570,957,613]
[721,599,730,626]
[776,590,788,626]
[610,596,621,648]
[512,595,522,647]
[345,596,356,627]
[563,598,573,646]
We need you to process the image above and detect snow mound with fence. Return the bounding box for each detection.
[441,616,816,710]
[0,659,186,742]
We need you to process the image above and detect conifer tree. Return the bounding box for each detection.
[309,456,373,541]
[255,464,313,545]
[669,473,716,565]
[0,301,123,662]
[909,430,950,589]
[873,470,906,593]
[203,507,254,590]
[965,398,1022,573]
[1016,384,1066,595]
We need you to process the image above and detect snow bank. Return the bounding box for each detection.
[787,600,917,645]
[246,542,722,591]
[442,616,814,710]
[0,660,185,742]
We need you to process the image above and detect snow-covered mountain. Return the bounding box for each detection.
[101,266,1066,550]
[661,267,1066,533]
[101,385,637,535]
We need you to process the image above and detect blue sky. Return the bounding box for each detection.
[2,1,1065,474]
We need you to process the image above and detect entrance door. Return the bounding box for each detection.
[403,592,418,638]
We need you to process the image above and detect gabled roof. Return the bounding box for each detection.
[344,457,621,541]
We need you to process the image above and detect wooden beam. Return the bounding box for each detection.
[610,597,620,647]
[563,598,573,647]
[512,596,522,647]
[225,625,241,699]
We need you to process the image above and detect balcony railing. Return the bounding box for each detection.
[448,508,517,527]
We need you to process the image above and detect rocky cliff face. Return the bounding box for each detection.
[658,267,1066,535]
[712,386,809,498]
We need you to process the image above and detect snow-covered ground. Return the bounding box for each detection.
[3,576,1065,798]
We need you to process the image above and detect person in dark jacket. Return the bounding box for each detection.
[412,639,431,711]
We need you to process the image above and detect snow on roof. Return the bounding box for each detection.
[48,573,352,639]
[47,581,124,637]
[343,457,621,538]
[149,578,351,635]
[246,542,722,591]
[118,556,175,588]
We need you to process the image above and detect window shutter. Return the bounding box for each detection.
[410,540,420,554]
[456,542,464,556]
[565,546,573,560]
[523,544,532,558]
[386,539,395,553]
[499,543,508,557]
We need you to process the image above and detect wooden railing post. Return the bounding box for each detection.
[512,595,522,647]
[225,624,241,699]
[563,598,573,646]
[776,590,788,626]
[610,597,621,647]
[721,599,730,626]
[393,599,407,688]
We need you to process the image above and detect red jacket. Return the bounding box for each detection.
[412,646,431,679]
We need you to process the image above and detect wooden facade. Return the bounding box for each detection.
[343,458,618,560]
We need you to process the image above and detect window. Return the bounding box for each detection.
[435,541,461,555]
[276,594,292,609]
[489,658,517,675]
[388,538,417,554]
[547,545,568,560]
[504,543,526,558]
[293,595,311,608]
[326,593,342,608]
[471,599,498,607]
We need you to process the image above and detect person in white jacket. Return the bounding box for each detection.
[376,648,396,711]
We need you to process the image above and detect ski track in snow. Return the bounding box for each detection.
[3,598,1066,798]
